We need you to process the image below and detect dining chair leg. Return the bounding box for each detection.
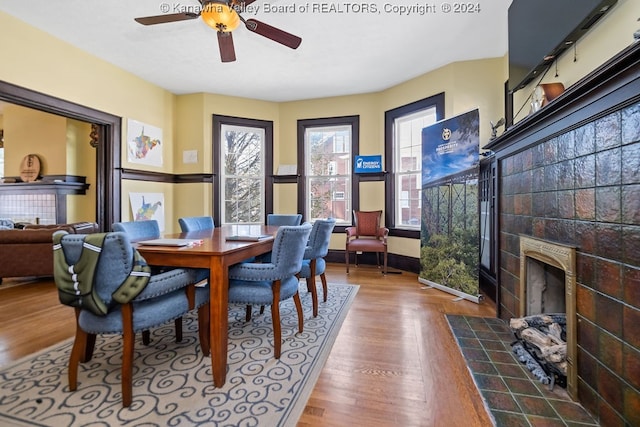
[320,272,328,302]
[306,276,319,317]
[68,324,87,391]
[272,280,282,359]
[121,304,135,407]
[308,259,319,317]
[83,333,97,362]
[293,291,304,333]
[245,305,252,322]
[142,330,151,345]
[174,317,183,342]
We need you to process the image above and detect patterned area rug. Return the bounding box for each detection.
[0,283,358,427]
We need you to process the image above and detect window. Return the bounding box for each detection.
[298,116,359,225]
[213,115,273,225]
[385,93,444,236]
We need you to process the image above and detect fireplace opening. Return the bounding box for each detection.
[511,235,577,399]
[526,259,565,315]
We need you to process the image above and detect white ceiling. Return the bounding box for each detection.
[0,0,510,102]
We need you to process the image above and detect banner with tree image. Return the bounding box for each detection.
[419,109,480,303]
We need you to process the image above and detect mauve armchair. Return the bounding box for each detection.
[345,210,389,274]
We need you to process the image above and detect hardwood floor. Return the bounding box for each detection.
[0,264,495,426]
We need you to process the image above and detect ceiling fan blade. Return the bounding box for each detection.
[234,0,258,6]
[134,12,199,25]
[217,31,236,62]
[244,19,302,49]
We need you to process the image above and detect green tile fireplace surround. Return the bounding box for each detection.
[484,42,640,426]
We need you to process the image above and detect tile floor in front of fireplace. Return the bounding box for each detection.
[446,315,598,427]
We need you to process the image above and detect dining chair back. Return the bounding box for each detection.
[52,231,210,407]
[345,210,389,274]
[298,218,336,317]
[228,223,312,358]
[112,219,160,242]
[178,216,215,232]
[266,213,303,226]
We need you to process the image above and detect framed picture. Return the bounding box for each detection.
[126,119,163,166]
[129,192,165,231]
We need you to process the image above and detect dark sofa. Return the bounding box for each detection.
[0,222,99,283]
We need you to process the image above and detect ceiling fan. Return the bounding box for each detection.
[134,0,302,62]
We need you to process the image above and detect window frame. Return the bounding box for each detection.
[384,93,445,239]
[212,114,274,225]
[297,115,359,232]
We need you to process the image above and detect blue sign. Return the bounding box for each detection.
[354,155,383,173]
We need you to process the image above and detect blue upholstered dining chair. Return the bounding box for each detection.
[228,223,312,358]
[298,218,336,317]
[112,219,160,242]
[266,213,303,226]
[112,218,208,335]
[256,214,303,263]
[178,216,214,232]
[52,231,210,407]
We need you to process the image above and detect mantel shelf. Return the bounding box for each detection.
[487,41,640,154]
[0,175,90,224]
[0,181,89,195]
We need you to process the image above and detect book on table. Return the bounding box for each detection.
[225,234,272,242]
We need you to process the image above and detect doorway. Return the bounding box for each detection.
[0,80,121,230]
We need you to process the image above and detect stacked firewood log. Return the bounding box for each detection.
[510,314,567,380]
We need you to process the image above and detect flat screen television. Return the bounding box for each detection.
[507,0,618,94]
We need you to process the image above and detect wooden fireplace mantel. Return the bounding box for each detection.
[487,41,640,156]
[0,180,89,195]
[0,175,90,224]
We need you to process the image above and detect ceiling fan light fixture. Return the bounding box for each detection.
[201,2,240,32]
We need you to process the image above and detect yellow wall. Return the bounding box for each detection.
[66,119,97,223]
[512,0,640,123]
[3,105,67,176]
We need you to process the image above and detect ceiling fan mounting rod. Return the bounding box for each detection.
[237,14,257,31]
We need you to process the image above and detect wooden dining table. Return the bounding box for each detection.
[136,224,279,387]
